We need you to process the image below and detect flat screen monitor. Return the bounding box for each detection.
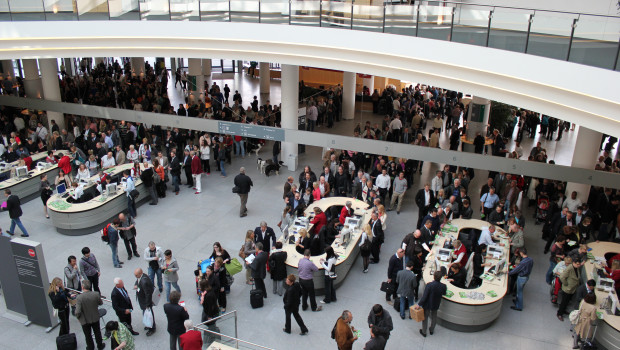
[15,166,28,178]
[106,183,118,197]
[438,248,452,262]
[56,183,67,195]
[344,217,360,229]
[598,278,615,292]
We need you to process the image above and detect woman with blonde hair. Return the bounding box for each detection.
[48,277,72,336]
[243,230,256,285]
[85,154,98,176]
[295,228,311,255]
[359,224,373,273]
[377,204,388,231]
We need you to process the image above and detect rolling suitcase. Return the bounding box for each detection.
[56,333,77,350]
[250,285,264,309]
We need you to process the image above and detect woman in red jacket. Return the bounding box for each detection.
[310,207,327,234]
[57,152,73,178]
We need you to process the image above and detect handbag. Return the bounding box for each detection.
[238,244,247,259]
[380,281,395,294]
[130,189,140,199]
[232,186,240,194]
[225,258,243,276]
[360,239,371,253]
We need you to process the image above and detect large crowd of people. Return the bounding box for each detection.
[0,58,618,350]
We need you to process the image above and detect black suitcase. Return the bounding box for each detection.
[250,287,264,309]
[56,333,77,350]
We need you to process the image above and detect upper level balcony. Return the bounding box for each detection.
[1,0,619,71]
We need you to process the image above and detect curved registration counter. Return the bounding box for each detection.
[0,151,62,201]
[422,219,509,332]
[585,242,620,350]
[278,197,372,294]
[47,163,148,235]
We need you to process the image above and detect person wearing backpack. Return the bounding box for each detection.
[106,219,123,268]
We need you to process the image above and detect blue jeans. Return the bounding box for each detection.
[164,281,181,302]
[220,160,226,176]
[546,261,557,285]
[171,174,180,192]
[9,218,29,236]
[400,295,414,318]
[148,266,163,290]
[515,275,529,310]
[127,196,136,218]
[109,241,120,267]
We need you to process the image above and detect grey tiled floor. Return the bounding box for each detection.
[0,69,583,349]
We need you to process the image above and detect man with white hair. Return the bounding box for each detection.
[179,320,202,349]
[254,221,277,253]
[233,167,253,217]
[111,277,139,335]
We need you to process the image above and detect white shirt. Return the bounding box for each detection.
[424,190,431,206]
[431,176,442,195]
[389,118,402,131]
[478,228,495,246]
[562,197,582,213]
[71,184,84,200]
[101,155,116,168]
[375,174,391,189]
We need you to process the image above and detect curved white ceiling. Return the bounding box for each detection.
[0,21,619,136]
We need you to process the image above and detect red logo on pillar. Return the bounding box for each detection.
[28,249,35,258]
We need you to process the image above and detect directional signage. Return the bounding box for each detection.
[218,121,285,141]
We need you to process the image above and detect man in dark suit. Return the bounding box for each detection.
[421,208,439,235]
[283,274,308,335]
[415,271,447,337]
[289,192,306,216]
[415,184,435,229]
[254,222,277,253]
[3,189,29,237]
[298,166,317,186]
[421,220,435,246]
[322,167,335,193]
[169,150,181,195]
[111,278,139,335]
[164,291,189,350]
[182,149,193,187]
[283,176,294,200]
[247,243,268,298]
[75,280,105,350]
[134,268,156,336]
[385,249,404,302]
[369,212,385,264]
[364,326,387,350]
[334,166,350,196]
[299,172,314,194]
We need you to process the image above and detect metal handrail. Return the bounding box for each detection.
[193,310,274,350]
[65,287,114,304]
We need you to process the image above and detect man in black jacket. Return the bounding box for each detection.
[415,271,447,337]
[111,278,139,335]
[234,167,253,217]
[334,166,349,196]
[247,243,268,298]
[283,274,308,335]
[134,268,156,336]
[415,184,435,229]
[3,189,29,237]
[254,221,277,253]
[369,212,384,264]
[140,161,157,205]
[163,291,189,350]
[169,150,181,195]
[367,304,393,343]
[385,249,404,303]
[182,149,193,187]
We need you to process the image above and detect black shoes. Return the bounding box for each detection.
[419,329,427,337]
[300,330,308,336]
[282,328,291,334]
[146,329,155,336]
[510,306,522,311]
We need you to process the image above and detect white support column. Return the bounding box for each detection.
[188,58,204,105]
[22,59,43,99]
[565,126,601,202]
[342,71,356,120]
[39,58,66,131]
[131,57,145,77]
[170,57,177,75]
[2,60,14,79]
[281,64,299,172]
[202,59,211,77]
[464,96,491,153]
[259,62,270,96]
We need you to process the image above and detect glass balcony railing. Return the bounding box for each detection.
[1,0,619,71]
